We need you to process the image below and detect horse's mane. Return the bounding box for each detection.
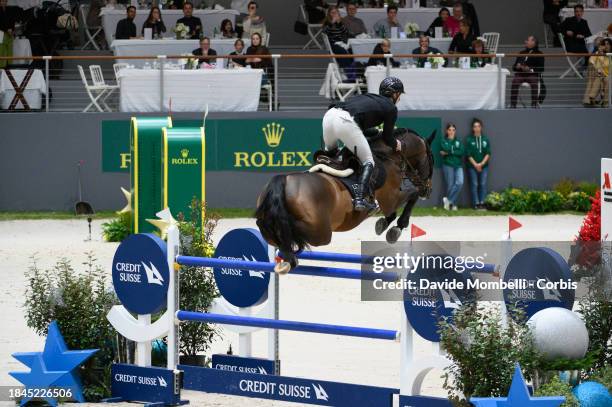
[369,128,425,161]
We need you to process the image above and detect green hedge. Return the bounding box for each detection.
[485,183,596,214]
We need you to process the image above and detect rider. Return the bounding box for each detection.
[322,77,404,211]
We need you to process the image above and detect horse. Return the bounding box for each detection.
[255,128,435,274]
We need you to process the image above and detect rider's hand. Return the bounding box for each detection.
[396,140,401,152]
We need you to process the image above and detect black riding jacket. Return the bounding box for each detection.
[330,93,398,148]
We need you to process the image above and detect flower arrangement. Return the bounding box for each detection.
[173,23,190,39]
[161,0,174,8]
[178,53,198,69]
[427,52,445,68]
[404,22,419,37]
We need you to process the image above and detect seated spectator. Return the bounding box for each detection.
[466,118,490,210]
[323,6,354,68]
[510,35,545,108]
[471,38,491,67]
[142,7,166,38]
[229,38,246,68]
[560,4,591,54]
[176,2,202,39]
[115,6,137,40]
[220,19,237,38]
[412,35,443,67]
[242,1,267,41]
[460,0,479,36]
[443,2,463,37]
[246,32,272,80]
[427,7,450,37]
[449,19,474,53]
[373,5,400,38]
[343,2,367,37]
[440,123,464,211]
[305,0,328,24]
[583,38,610,107]
[192,37,217,66]
[543,0,568,47]
[367,39,400,67]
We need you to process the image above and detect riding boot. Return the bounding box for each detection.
[353,162,377,212]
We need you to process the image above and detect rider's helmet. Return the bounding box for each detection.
[379,77,405,98]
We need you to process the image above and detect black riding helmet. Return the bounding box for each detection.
[379,76,405,98]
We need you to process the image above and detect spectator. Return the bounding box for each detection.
[510,35,545,108]
[583,38,610,107]
[242,1,267,41]
[440,123,464,211]
[543,0,568,46]
[427,7,450,37]
[192,37,217,66]
[231,0,249,36]
[323,6,354,68]
[373,5,400,38]
[367,38,400,67]
[176,2,202,39]
[220,19,237,38]
[449,19,474,53]
[245,32,272,72]
[305,0,328,24]
[412,35,443,67]
[142,7,166,38]
[229,38,246,68]
[471,38,491,67]
[443,2,463,37]
[465,118,490,210]
[343,2,367,37]
[460,0,479,36]
[115,6,137,40]
[560,4,591,54]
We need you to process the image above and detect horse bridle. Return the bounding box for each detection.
[400,139,434,196]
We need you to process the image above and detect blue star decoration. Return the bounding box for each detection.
[471,364,565,407]
[9,321,98,406]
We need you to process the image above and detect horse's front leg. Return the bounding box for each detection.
[386,190,418,244]
[375,212,397,236]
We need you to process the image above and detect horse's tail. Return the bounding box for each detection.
[255,175,308,255]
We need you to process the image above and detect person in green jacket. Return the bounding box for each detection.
[440,123,464,211]
[465,118,491,209]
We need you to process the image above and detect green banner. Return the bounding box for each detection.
[101,117,442,173]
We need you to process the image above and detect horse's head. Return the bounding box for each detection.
[394,128,435,199]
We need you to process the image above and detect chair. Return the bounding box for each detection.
[264,32,270,47]
[481,32,500,54]
[558,33,583,79]
[543,23,553,48]
[517,80,542,108]
[261,82,273,111]
[329,62,362,101]
[113,63,128,84]
[89,65,119,111]
[299,4,324,50]
[79,4,104,51]
[78,65,107,112]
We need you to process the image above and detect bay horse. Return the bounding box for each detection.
[255,128,435,273]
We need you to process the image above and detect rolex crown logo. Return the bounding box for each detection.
[262,122,284,147]
[181,149,189,158]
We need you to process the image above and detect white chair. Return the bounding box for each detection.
[78,65,107,112]
[261,82,273,111]
[79,4,104,51]
[558,33,584,79]
[113,63,128,84]
[481,32,500,54]
[543,23,553,48]
[517,80,542,108]
[89,65,119,111]
[299,4,324,50]
[330,62,362,101]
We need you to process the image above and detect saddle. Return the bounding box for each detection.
[309,147,387,200]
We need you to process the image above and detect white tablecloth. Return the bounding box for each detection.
[100,7,239,46]
[0,69,45,109]
[365,65,509,110]
[12,38,32,65]
[111,38,249,67]
[118,67,262,112]
[348,37,452,63]
[7,0,40,8]
[560,8,612,33]
[339,7,440,34]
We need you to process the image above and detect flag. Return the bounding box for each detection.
[411,224,426,239]
[509,217,522,236]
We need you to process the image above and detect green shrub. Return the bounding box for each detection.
[101,212,130,242]
[534,375,579,407]
[565,191,592,212]
[577,181,599,197]
[484,191,503,210]
[525,190,565,213]
[554,178,578,197]
[590,366,612,393]
[485,184,597,214]
[500,188,529,213]
[24,254,118,401]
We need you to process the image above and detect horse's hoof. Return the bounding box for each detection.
[375,217,389,235]
[386,227,402,244]
[274,261,292,275]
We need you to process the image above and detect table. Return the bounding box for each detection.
[100,7,239,46]
[339,7,440,34]
[365,65,509,110]
[0,69,46,110]
[348,37,451,63]
[111,38,249,67]
[118,67,262,112]
[12,38,32,65]
[560,8,612,32]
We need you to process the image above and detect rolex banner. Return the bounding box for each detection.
[102,117,442,173]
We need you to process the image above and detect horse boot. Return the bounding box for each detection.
[353,162,377,212]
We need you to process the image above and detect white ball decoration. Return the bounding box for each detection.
[527,307,589,360]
